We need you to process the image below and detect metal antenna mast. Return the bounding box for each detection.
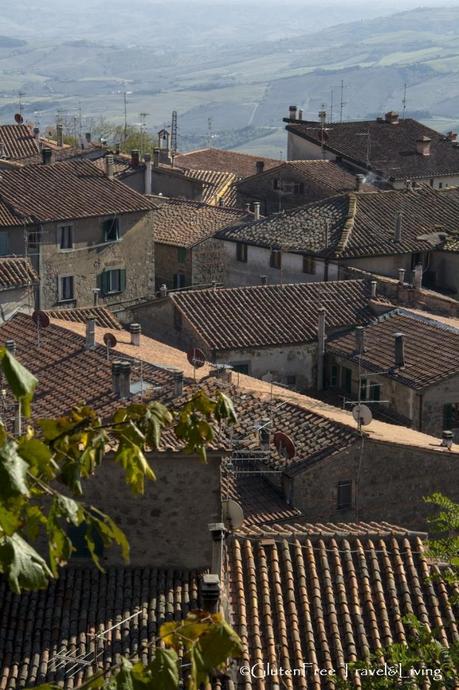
[402,82,407,120]
[207,117,212,147]
[339,80,346,123]
[171,110,178,155]
[330,88,334,124]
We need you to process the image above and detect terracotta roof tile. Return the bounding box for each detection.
[328,308,459,390]
[44,306,122,330]
[151,198,248,248]
[0,258,38,288]
[227,530,459,688]
[217,186,459,259]
[171,279,374,350]
[287,117,459,181]
[0,160,155,226]
[174,148,281,178]
[0,124,40,162]
[184,169,240,205]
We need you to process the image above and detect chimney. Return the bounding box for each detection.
[153,148,160,168]
[119,361,131,399]
[398,268,405,285]
[253,201,261,221]
[317,307,326,391]
[394,212,403,242]
[85,132,92,143]
[208,523,226,581]
[256,160,264,175]
[416,136,431,157]
[447,131,457,142]
[131,149,140,168]
[245,203,251,213]
[441,430,454,449]
[144,153,152,194]
[112,361,122,397]
[260,275,267,285]
[129,323,141,346]
[355,326,365,354]
[33,127,40,140]
[41,148,52,165]
[159,284,168,298]
[413,263,423,290]
[105,154,114,180]
[371,280,377,298]
[85,319,96,350]
[93,288,100,306]
[56,124,64,148]
[172,368,184,397]
[200,573,221,614]
[384,111,399,125]
[355,174,365,192]
[288,105,298,120]
[5,339,16,355]
[318,109,326,126]
[394,333,405,369]
[297,108,303,120]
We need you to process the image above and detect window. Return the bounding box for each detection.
[337,481,352,510]
[360,377,368,401]
[370,382,381,401]
[98,269,126,295]
[302,255,315,274]
[173,273,186,289]
[236,242,248,263]
[102,217,120,242]
[439,182,443,189]
[294,182,305,194]
[58,225,73,250]
[231,362,249,375]
[58,275,74,302]
[270,249,282,269]
[330,365,339,388]
[443,403,459,429]
[272,178,279,190]
[343,367,352,396]
[0,232,9,256]
[177,247,187,263]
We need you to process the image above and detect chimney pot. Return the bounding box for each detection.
[5,339,16,355]
[394,332,405,369]
[33,127,40,139]
[105,154,114,180]
[93,288,100,306]
[297,108,303,120]
[385,111,399,125]
[413,263,423,290]
[289,105,298,120]
[131,149,140,168]
[129,322,141,346]
[200,574,221,613]
[153,148,160,168]
[371,280,377,298]
[398,268,405,285]
[355,326,365,354]
[253,201,261,221]
[159,283,168,298]
[355,174,365,192]
[41,148,52,165]
[144,153,152,194]
[245,203,251,213]
[256,160,264,174]
[416,136,431,157]
[119,361,131,399]
[171,368,184,397]
[317,307,326,391]
[85,319,96,350]
[112,361,123,397]
[208,522,226,580]
[56,124,64,148]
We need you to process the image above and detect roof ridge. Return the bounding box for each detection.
[335,192,356,255]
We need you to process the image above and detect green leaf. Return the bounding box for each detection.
[18,438,57,479]
[189,616,243,689]
[148,649,179,690]
[0,505,21,536]
[0,533,53,593]
[55,495,82,526]
[91,511,130,563]
[0,441,30,500]
[1,349,38,416]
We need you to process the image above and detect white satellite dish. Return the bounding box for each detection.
[352,403,373,427]
[222,499,244,531]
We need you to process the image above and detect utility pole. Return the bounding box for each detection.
[339,80,346,123]
[402,82,407,120]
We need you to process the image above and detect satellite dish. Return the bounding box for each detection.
[32,310,50,328]
[352,404,373,427]
[14,113,24,124]
[222,499,244,531]
[273,431,296,459]
[103,332,117,348]
[187,346,206,369]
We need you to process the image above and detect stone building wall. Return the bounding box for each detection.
[155,243,193,290]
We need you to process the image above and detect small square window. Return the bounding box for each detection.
[302,255,315,274]
[337,481,352,510]
[236,242,248,263]
[59,275,74,302]
[59,225,73,250]
[103,218,120,242]
[270,249,281,269]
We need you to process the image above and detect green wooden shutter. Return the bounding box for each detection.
[119,268,126,292]
[98,270,110,295]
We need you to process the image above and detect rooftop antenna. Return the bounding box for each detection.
[171,110,178,156]
[32,310,50,348]
[402,82,407,120]
[18,91,25,117]
[207,117,212,147]
[187,346,206,382]
[103,332,117,361]
[330,88,334,124]
[139,112,148,155]
[339,80,346,123]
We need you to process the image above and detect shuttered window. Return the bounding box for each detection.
[98,268,126,295]
[337,481,352,510]
[102,218,120,242]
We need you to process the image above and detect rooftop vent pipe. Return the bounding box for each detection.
[394,333,405,369]
[355,174,365,192]
[153,148,160,168]
[129,323,141,346]
[413,263,423,290]
[253,202,261,221]
[289,105,298,120]
[56,124,64,148]
[119,361,131,400]
[105,154,114,180]
[398,268,405,285]
[371,280,377,298]
[112,361,122,397]
[85,319,96,350]
[131,149,140,168]
[355,326,365,354]
[416,136,431,157]
[172,369,184,397]
[144,153,152,194]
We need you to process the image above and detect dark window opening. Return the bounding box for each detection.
[231,362,249,375]
[444,403,459,429]
[68,524,104,559]
[59,225,73,250]
[173,273,186,289]
[337,481,352,510]
[303,255,315,274]
[330,365,339,388]
[236,242,248,263]
[177,247,187,263]
[59,275,74,301]
[270,250,282,269]
[103,218,120,242]
[286,375,296,386]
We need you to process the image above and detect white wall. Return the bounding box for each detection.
[287,132,335,162]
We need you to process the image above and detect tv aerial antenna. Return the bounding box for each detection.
[103,332,117,360]
[187,346,206,381]
[32,310,50,347]
[171,110,178,156]
[402,82,407,120]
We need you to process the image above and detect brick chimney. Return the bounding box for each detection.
[416,136,431,156]
[56,124,64,148]
[256,160,264,174]
[105,154,114,180]
[394,333,405,369]
[85,319,96,350]
[41,148,52,165]
[131,149,140,168]
[384,111,399,125]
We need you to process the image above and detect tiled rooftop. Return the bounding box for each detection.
[43,306,122,330]
[171,279,375,350]
[287,116,459,181]
[174,148,281,178]
[151,198,248,248]
[217,186,459,259]
[328,308,459,390]
[0,124,40,162]
[0,258,38,289]
[0,159,155,227]
[227,529,459,688]
[184,169,240,206]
